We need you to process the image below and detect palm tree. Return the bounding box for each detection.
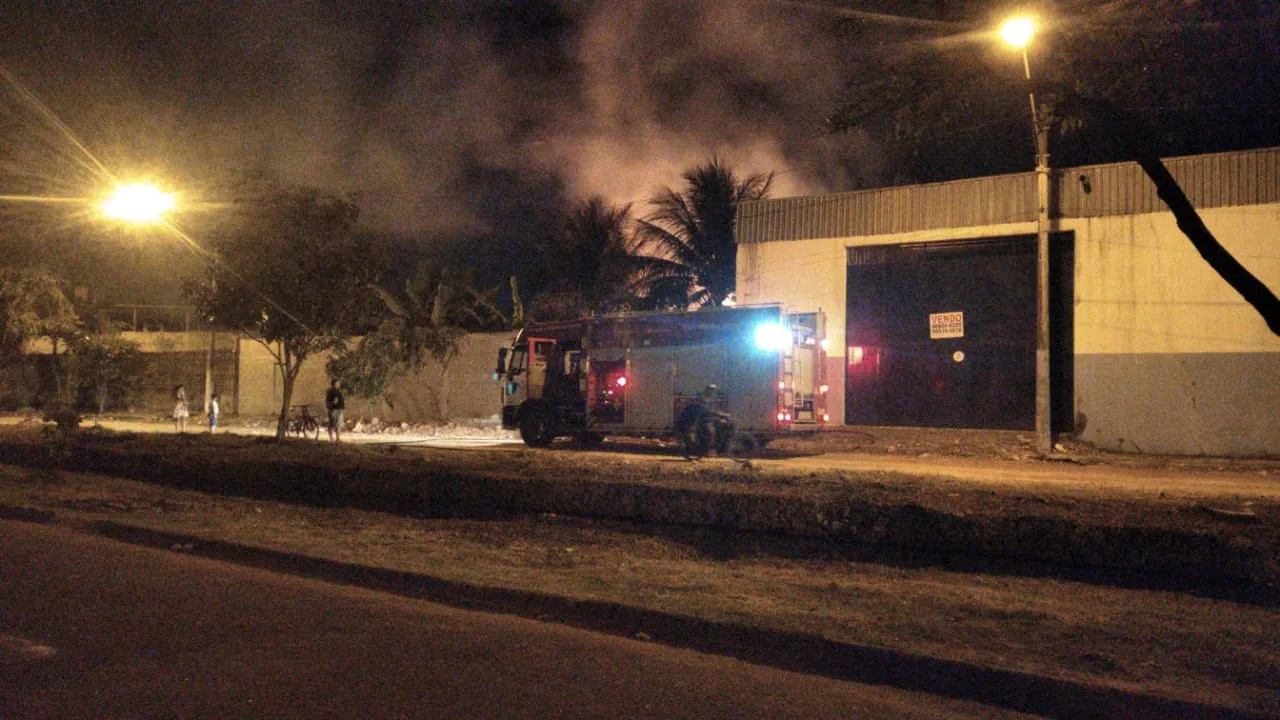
[632,158,773,309]
[537,196,636,318]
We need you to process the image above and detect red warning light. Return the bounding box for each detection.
[615,376,628,387]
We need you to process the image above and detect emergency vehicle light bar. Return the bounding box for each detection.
[752,322,788,351]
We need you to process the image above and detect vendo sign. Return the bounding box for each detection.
[929,311,964,339]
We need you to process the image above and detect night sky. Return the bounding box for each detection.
[0,1,1276,303]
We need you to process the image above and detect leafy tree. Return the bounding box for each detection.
[827,1,1280,181]
[533,196,637,319]
[0,268,81,405]
[633,158,773,309]
[325,323,403,424]
[185,181,380,438]
[64,331,146,418]
[0,268,78,364]
[1052,89,1280,335]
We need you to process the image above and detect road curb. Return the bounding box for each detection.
[0,504,1260,720]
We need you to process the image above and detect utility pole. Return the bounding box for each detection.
[204,328,215,415]
[1003,16,1054,455]
[1035,125,1051,454]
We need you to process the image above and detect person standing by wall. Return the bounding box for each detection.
[207,392,220,433]
[173,384,189,433]
[324,379,345,443]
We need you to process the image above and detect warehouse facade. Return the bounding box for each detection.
[735,147,1280,456]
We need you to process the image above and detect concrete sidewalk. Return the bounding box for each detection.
[0,413,524,448]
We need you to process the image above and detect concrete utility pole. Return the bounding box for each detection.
[1002,16,1053,454]
[1035,124,1051,455]
[204,328,216,415]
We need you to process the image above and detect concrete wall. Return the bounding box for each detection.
[737,206,1280,456]
[1068,204,1280,456]
[10,331,237,414]
[117,332,237,414]
[237,331,511,422]
[739,236,848,424]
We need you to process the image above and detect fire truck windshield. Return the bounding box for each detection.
[506,346,527,377]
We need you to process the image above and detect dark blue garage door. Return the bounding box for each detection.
[845,234,1073,431]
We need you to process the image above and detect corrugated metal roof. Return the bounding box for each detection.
[736,146,1280,244]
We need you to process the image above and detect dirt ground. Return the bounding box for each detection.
[1,417,1278,716]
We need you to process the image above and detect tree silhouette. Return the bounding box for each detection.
[0,268,81,405]
[185,180,379,438]
[0,268,77,364]
[826,1,1280,182]
[633,158,773,309]
[65,331,146,418]
[534,196,637,319]
[340,261,505,421]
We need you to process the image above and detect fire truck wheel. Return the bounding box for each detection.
[519,406,557,448]
[714,425,734,455]
[729,433,756,456]
[577,431,605,447]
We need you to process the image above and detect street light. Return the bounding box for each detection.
[101,182,176,224]
[999,15,1052,455]
[999,17,1036,49]
[100,180,219,412]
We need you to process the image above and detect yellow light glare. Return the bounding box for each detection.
[999,16,1036,49]
[102,183,176,223]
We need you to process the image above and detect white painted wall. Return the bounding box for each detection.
[237,331,511,422]
[738,236,848,422]
[737,205,1280,456]
[1067,204,1280,455]
[1070,204,1280,355]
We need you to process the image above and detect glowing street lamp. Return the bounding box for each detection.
[101,183,176,224]
[999,16,1042,132]
[999,16,1036,50]
[999,15,1052,454]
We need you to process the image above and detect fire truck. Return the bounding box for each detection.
[494,305,827,454]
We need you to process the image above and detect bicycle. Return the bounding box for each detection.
[287,404,321,440]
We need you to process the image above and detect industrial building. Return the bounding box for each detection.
[735,147,1280,456]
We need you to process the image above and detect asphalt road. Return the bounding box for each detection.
[0,520,1031,720]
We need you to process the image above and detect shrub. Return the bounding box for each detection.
[42,405,81,433]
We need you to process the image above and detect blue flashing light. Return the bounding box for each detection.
[753,322,788,351]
